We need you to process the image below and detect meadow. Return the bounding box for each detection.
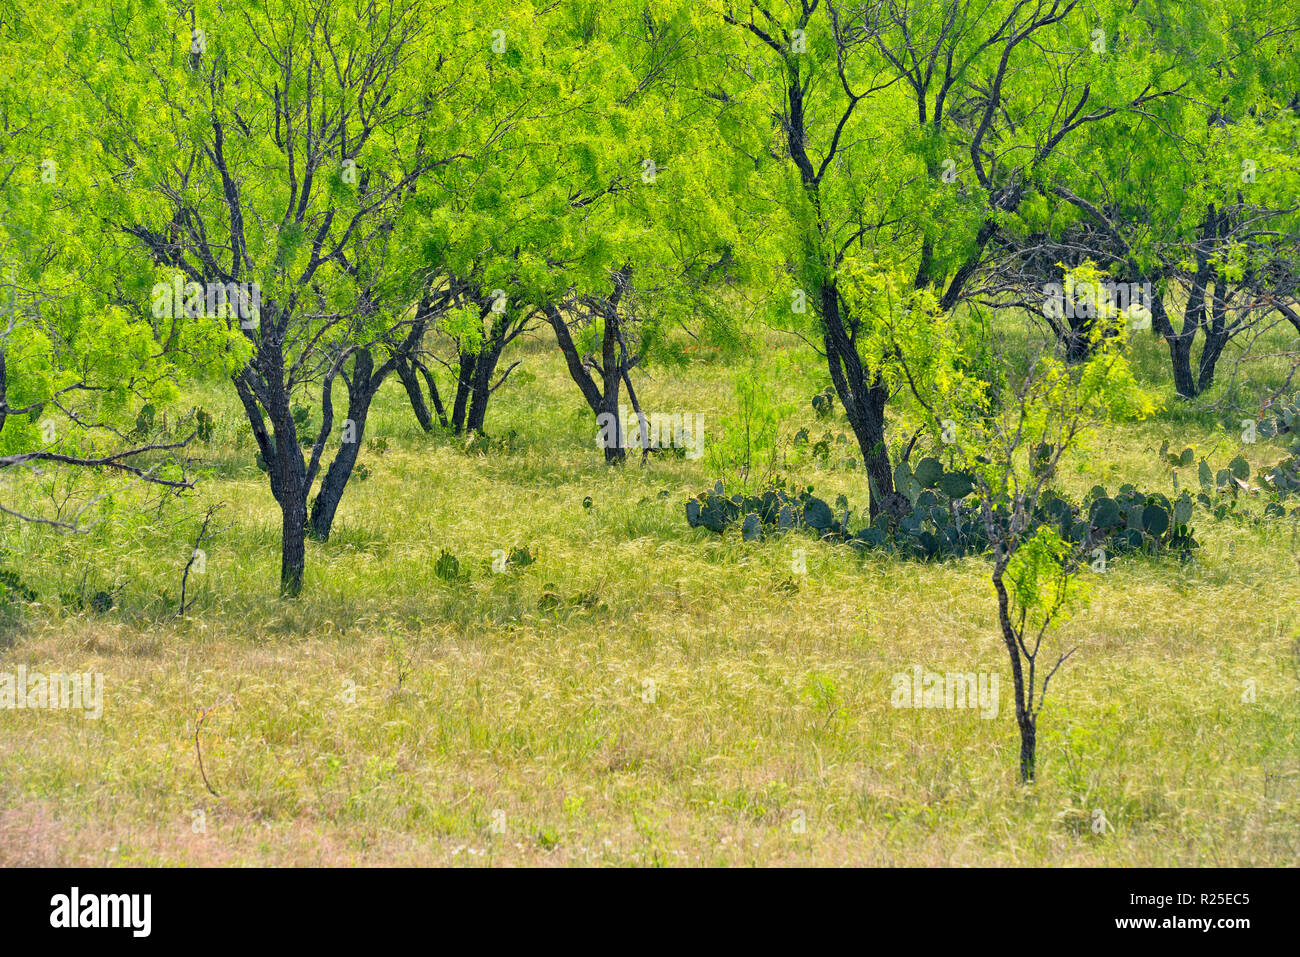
[2,320,1297,867]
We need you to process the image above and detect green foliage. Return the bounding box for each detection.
[705,367,791,492]
[1005,525,1085,629]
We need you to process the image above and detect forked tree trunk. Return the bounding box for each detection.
[449,330,506,434]
[1151,295,1199,398]
[545,312,629,463]
[465,337,503,434]
[543,272,637,465]
[232,322,312,598]
[234,308,426,592]
[1196,282,1232,395]
[396,356,449,432]
[450,355,475,433]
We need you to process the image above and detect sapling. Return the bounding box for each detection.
[841,259,1156,781]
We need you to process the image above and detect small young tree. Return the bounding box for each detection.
[841,258,1155,781]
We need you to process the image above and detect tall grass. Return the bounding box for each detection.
[1,317,1297,865]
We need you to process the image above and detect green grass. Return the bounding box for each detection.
[1,321,1298,866]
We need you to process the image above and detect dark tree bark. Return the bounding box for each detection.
[305,316,428,542]
[115,1,461,595]
[821,283,894,514]
[543,271,636,465]
[1197,281,1233,395]
[230,301,428,593]
[771,58,897,514]
[395,356,436,432]
[993,563,1036,783]
[450,352,475,433]
[405,289,526,437]
[309,351,377,541]
[416,359,450,427]
[464,318,513,434]
[231,317,312,596]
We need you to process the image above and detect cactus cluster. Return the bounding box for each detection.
[1166,397,1300,511]
[686,461,1198,562]
[1082,486,1198,557]
[1258,392,1300,440]
[434,549,465,583]
[1182,441,1300,514]
[685,479,846,540]
[810,387,836,418]
[1255,398,1300,502]
[792,428,859,470]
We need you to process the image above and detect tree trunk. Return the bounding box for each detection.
[600,378,625,464]
[820,281,894,515]
[0,349,8,436]
[268,400,308,597]
[600,307,626,463]
[417,360,448,427]
[993,566,1036,783]
[308,401,371,541]
[543,299,631,465]
[465,339,502,434]
[1151,296,1199,398]
[1197,331,1228,396]
[451,354,475,434]
[395,357,434,432]
[1197,282,1231,395]
[309,351,379,542]
[234,329,311,598]
[279,488,307,597]
[1155,212,1217,399]
[1018,715,1037,783]
[1168,336,1198,398]
[1063,309,1095,363]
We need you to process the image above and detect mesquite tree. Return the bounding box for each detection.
[397,278,534,437]
[544,266,646,464]
[441,2,735,462]
[71,0,488,593]
[970,1,1300,390]
[715,0,1191,514]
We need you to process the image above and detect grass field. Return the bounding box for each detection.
[2,321,1298,866]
